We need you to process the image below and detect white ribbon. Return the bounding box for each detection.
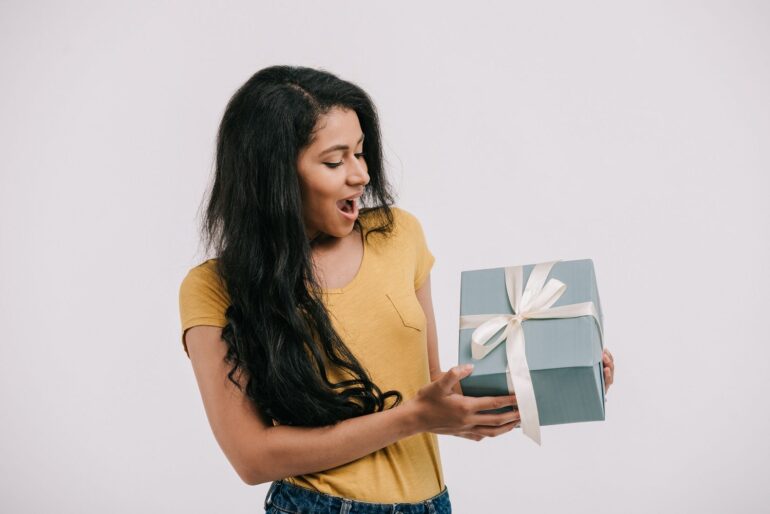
[459,260,603,445]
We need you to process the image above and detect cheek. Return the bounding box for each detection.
[303,176,341,212]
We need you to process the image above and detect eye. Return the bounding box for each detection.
[323,152,365,169]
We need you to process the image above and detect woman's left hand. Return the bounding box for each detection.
[602,348,614,393]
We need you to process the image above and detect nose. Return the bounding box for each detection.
[348,153,369,186]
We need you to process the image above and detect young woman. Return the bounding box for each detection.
[178,65,615,514]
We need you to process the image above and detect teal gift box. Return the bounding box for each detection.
[458,258,605,444]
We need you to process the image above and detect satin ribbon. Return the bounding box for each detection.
[459,260,603,445]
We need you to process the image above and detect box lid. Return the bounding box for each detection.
[459,258,604,372]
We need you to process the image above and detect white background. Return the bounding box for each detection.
[2,1,768,512]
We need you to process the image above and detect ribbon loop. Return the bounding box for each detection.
[470,315,514,360]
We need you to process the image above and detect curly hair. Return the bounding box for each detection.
[200,65,402,427]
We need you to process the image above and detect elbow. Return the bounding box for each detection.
[238,469,258,486]
[237,455,277,486]
[232,429,284,485]
[228,436,277,486]
[230,459,256,485]
[233,428,292,485]
[243,473,281,487]
[239,466,268,486]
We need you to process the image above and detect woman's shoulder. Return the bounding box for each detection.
[182,258,220,281]
[394,205,425,226]
[178,259,229,355]
[361,205,421,234]
[179,259,229,302]
[388,206,428,243]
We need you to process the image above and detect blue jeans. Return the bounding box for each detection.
[263,479,452,514]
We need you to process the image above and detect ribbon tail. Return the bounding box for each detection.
[506,322,541,445]
[527,302,605,341]
[459,313,501,329]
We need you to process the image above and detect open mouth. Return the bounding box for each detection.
[336,197,359,219]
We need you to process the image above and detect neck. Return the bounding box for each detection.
[308,230,328,246]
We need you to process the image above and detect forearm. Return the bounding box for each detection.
[248,400,422,484]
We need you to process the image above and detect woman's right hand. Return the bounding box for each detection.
[406,364,520,441]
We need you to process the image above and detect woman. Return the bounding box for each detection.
[178,65,615,514]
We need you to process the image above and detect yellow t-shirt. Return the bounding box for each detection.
[178,206,443,503]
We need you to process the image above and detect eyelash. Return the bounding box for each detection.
[324,152,366,169]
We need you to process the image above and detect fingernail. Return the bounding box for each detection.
[464,364,474,371]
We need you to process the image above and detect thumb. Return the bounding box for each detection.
[438,364,474,393]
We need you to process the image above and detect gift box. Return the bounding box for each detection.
[458,258,605,444]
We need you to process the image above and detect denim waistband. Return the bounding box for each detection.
[264,479,451,513]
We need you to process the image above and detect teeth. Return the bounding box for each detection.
[338,196,358,213]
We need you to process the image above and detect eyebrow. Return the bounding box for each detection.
[319,133,365,156]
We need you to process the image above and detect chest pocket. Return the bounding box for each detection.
[386,291,426,332]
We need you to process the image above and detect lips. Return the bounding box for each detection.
[336,192,362,211]
[335,198,352,210]
[336,194,360,219]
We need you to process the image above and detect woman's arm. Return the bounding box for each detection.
[186,284,518,483]
[416,274,520,441]
[185,325,423,486]
[415,274,462,394]
[416,274,442,382]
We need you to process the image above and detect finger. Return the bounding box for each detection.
[438,365,474,394]
[467,393,518,413]
[603,348,613,364]
[468,409,520,427]
[472,419,520,437]
[604,366,613,385]
[452,431,483,441]
[602,354,614,376]
[455,432,485,441]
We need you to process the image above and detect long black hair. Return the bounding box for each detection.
[200,65,402,427]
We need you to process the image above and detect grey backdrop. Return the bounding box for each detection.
[2,1,768,513]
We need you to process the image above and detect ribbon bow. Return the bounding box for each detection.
[459,260,603,445]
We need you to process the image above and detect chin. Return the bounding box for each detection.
[333,223,356,237]
[313,210,357,239]
[333,213,357,233]
[313,224,349,241]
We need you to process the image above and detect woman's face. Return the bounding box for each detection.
[296,106,370,241]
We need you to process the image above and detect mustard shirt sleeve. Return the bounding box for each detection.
[178,262,230,357]
[406,211,436,291]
